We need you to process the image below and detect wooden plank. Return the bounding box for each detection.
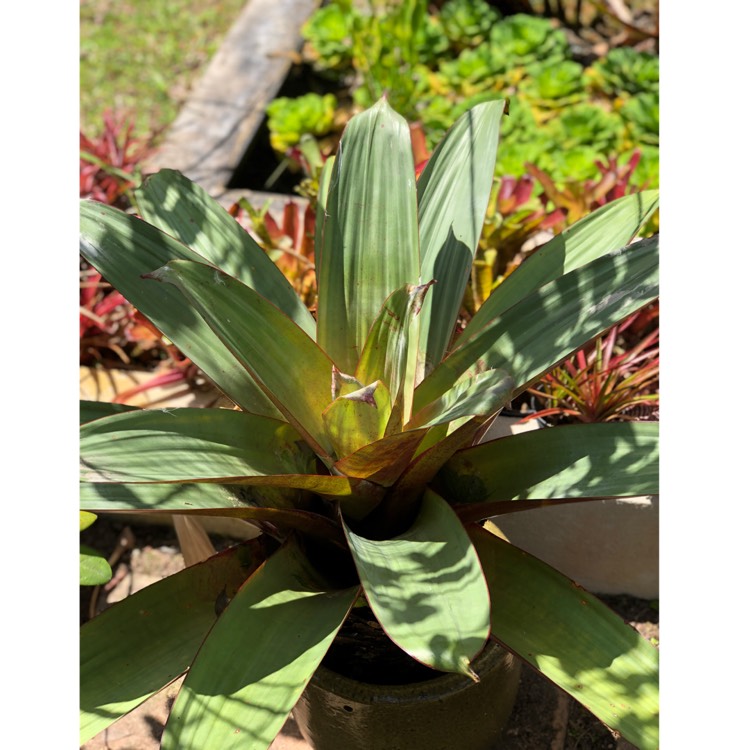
[142,0,321,197]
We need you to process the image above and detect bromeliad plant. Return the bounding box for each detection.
[80,98,660,749]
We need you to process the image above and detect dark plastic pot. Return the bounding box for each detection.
[293,640,521,750]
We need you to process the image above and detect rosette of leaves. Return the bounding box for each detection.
[586,46,660,98]
[300,1,355,75]
[620,91,659,147]
[488,13,571,71]
[546,101,626,154]
[437,0,501,50]
[265,93,338,154]
[80,98,659,750]
[518,59,587,109]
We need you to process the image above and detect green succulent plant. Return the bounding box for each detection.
[80,98,659,750]
[265,92,338,153]
[587,46,659,98]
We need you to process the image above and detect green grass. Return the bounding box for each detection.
[80,0,248,142]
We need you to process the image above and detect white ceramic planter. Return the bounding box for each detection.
[482,415,659,600]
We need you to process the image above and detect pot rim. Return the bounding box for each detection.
[309,639,516,703]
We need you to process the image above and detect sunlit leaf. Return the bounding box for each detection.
[80,540,272,744]
[322,380,392,458]
[344,490,489,678]
[458,191,659,344]
[145,260,336,461]
[317,98,420,373]
[416,98,506,379]
[470,525,659,749]
[80,408,314,483]
[137,169,316,337]
[162,539,358,750]
[80,201,280,417]
[438,422,658,507]
[415,236,659,410]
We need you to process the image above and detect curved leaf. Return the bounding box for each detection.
[322,380,392,459]
[415,235,659,410]
[137,169,316,338]
[458,191,659,345]
[355,282,433,429]
[470,525,659,750]
[343,490,490,678]
[416,98,507,379]
[80,408,314,483]
[80,399,139,424]
[80,539,272,744]
[316,98,420,373]
[80,201,280,417]
[145,260,336,461]
[162,539,358,750]
[437,422,659,507]
[80,546,112,586]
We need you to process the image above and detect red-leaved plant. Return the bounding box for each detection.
[523,302,659,424]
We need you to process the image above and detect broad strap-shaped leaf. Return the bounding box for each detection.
[80,408,314,485]
[81,474,384,521]
[145,259,337,461]
[469,525,659,750]
[457,191,659,346]
[80,482,348,546]
[316,98,420,373]
[136,169,317,337]
[322,380,392,459]
[438,422,658,509]
[80,539,272,744]
[355,282,434,430]
[414,235,659,411]
[162,539,358,750]
[408,368,514,429]
[80,399,138,423]
[343,490,490,678]
[80,201,280,418]
[314,154,335,261]
[416,98,506,380]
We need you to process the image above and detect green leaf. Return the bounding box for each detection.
[343,490,490,678]
[438,422,658,507]
[80,201,280,418]
[415,235,659,410]
[162,539,358,750]
[80,545,112,586]
[80,510,98,532]
[316,98,420,373]
[79,482,348,546]
[80,399,139,424]
[80,539,271,744]
[355,282,433,429]
[322,380,392,458]
[469,525,659,750]
[80,408,314,483]
[332,428,429,486]
[145,260,336,461]
[458,191,659,344]
[136,169,316,338]
[315,154,335,262]
[408,368,514,428]
[416,98,506,379]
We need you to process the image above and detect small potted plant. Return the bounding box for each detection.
[80,98,659,750]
